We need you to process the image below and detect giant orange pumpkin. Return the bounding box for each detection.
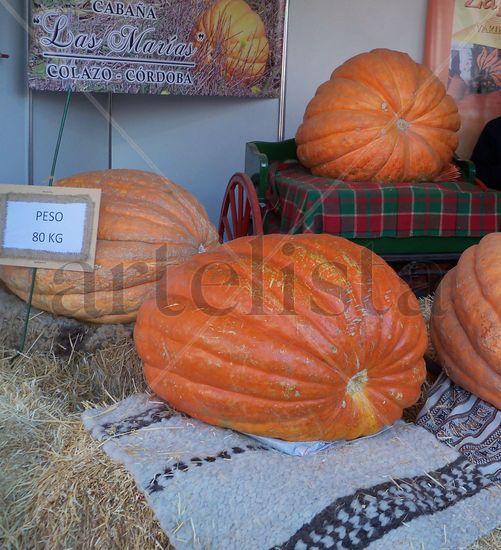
[431,233,501,409]
[193,0,269,83]
[296,48,461,182]
[134,234,427,441]
[0,170,218,324]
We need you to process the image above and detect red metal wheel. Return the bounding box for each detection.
[218,173,263,242]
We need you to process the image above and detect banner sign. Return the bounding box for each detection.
[425,0,501,158]
[28,0,286,98]
[0,185,101,272]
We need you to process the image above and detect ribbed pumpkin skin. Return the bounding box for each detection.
[135,234,427,441]
[194,0,269,82]
[296,48,461,182]
[0,170,218,323]
[431,233,501,408]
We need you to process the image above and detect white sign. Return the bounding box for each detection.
[4,201,87,253]
[0,185,101,271]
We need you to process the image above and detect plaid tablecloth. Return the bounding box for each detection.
[266,162,501,238]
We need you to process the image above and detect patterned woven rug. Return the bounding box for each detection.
[82,394,500,550]
[417,373,501,482]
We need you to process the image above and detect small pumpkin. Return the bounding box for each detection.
[296,48,461,182]
[134,234,427,441]
[193,0,269,83]
[431,232,501,408]
[0,170,218,323]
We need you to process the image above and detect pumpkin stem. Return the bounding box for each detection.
[346,369,368,396]
[396,118,410,131]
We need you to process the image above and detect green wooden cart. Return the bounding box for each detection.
[218,139,495,263]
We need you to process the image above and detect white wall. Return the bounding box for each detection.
[1,0,110,185]
[32,92,109,185]
[111,94,279,223]
[0,0,28,184]
[0,0,428,222]
[285,0,428,137]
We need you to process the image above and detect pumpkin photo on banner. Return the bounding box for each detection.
[193,0,270,84]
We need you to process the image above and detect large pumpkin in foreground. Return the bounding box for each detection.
[431,233,501,409]
[135,234,427,441]
[296,48,461,182]
[193,0,269,83]
[0,170,218,323]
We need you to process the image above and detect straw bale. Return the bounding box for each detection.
[0,283,133,355]
[418,294,438,361]
[0,339,170,550]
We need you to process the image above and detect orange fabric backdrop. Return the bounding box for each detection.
[424,0,501,159]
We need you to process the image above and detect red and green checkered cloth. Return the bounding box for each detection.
[265,161,501,238]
